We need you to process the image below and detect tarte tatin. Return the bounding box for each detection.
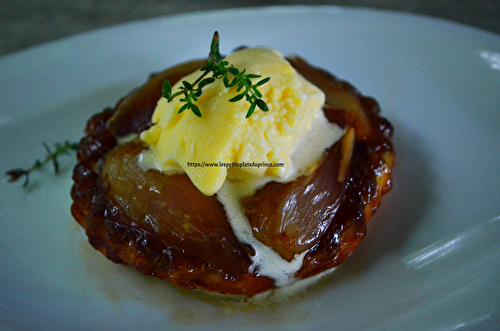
[71,41,394,297]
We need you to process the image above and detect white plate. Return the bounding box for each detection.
[1,6,499,331]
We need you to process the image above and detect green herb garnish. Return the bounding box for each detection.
[162,31,271,118]
[5,140,78,187]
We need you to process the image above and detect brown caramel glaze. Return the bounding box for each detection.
[71,55,394,296]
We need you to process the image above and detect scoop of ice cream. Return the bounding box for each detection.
[139,48,326,196]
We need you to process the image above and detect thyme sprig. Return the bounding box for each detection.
[162,31,270,118]
[5,140,78,187]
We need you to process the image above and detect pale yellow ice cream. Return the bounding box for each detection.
[139,48,326,196]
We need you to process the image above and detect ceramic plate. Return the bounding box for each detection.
[1,6,499,331]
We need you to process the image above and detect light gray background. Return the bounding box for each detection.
[1,0,500,57]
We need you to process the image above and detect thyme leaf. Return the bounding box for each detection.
[162,31,270,118]
[5,140,78,187]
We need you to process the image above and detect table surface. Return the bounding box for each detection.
[1,0,500,57]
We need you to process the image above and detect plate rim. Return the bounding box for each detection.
[1,4,499,62]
